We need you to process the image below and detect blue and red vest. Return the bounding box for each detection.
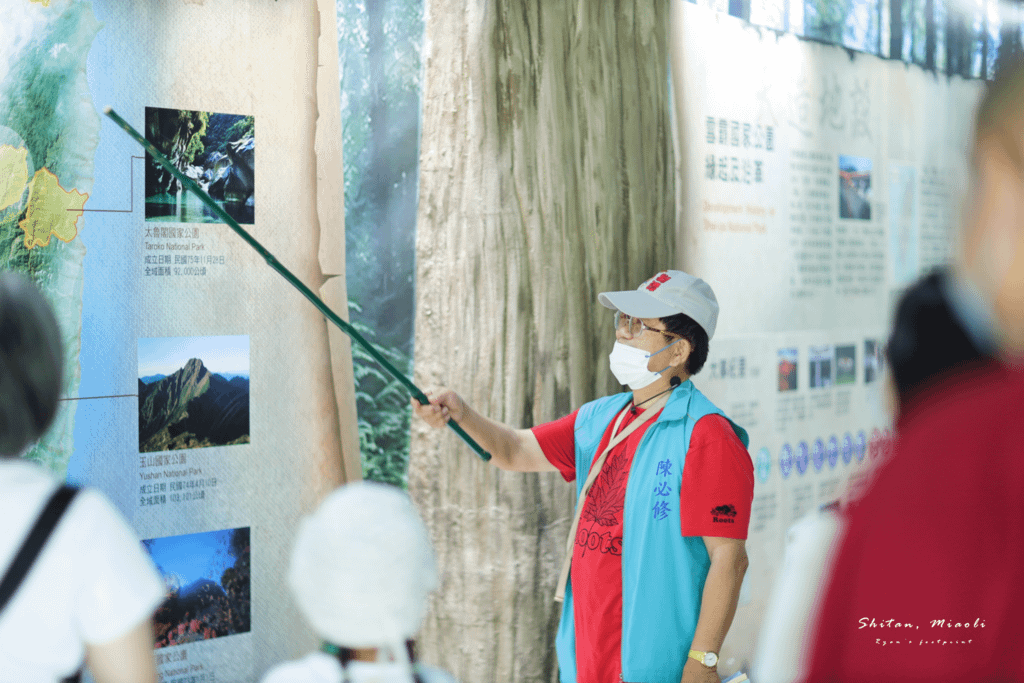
[555,380,748,683]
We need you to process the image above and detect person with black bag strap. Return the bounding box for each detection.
[0,274,165,683]
[0,485,81,683]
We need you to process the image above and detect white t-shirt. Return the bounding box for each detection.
[0,460,165,682]
[261,652,459,683]
[752,507,842,683]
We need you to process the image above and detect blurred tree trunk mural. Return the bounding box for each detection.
[409,2,674,681]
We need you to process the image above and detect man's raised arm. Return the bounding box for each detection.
[412,389,557,473]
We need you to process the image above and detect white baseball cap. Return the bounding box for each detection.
[598,270,720,340]
[288,482,438,647]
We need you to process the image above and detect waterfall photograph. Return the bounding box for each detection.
[145,107,255,224]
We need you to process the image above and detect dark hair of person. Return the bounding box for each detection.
[658,312,709,376]
[0,273,63,457]
[333,640,424,683]
[885,269,987,409]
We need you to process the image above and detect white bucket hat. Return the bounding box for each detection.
[288,482,438,648]
[598,270,720,340]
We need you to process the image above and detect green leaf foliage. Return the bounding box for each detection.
[225,115,255,141]
[348,301,413,488]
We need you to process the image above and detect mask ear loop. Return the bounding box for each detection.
[648,335,685,358]
[647,335,687,375]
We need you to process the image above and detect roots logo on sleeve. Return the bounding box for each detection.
[711,504,737,523]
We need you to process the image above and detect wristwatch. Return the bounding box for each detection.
[688,649,718,668]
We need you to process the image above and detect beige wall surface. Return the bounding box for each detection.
[669,0,983,674]
[6,0,359,679]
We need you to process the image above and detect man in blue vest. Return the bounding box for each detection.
[414,270,754,683]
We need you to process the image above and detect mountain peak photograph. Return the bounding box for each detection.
[138,336,250,453]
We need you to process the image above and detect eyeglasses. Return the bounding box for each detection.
[614,311,670,338]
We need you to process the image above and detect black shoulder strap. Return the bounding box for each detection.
[0,485,79,615]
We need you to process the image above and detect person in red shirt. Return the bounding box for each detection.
[801,58,1024,682]
[414,271,753,683]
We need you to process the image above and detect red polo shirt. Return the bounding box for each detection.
[534,409,753,683]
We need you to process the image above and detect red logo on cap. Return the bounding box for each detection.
[645,273,672,292]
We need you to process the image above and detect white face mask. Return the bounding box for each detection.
[608,338,683,390]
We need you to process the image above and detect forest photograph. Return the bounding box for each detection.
[338,0,423,487]
[144,527,252,648]
[144,107,255,225]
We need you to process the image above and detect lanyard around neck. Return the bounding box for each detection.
[554,393,669,603]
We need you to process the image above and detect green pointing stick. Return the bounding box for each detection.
[104,107,490,462]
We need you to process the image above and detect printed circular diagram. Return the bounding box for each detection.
[827,435,839,469]
[796,441,809,475]
[812,438,825,472]
[855,430,867,461]
[779,444,793,479]
[842,432,853,464]
[756,447,771,483]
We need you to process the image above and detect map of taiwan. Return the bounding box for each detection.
[19,168,88,249]
[0,1,101,476]
[0,145,29,211]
